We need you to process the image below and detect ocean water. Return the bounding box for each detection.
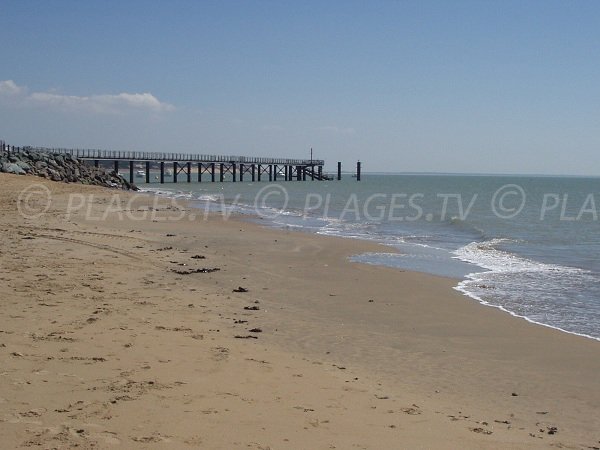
[141,174,600,341]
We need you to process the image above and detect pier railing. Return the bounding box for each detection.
[13,146,323,166]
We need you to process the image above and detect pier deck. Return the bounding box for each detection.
[2,144,332,183]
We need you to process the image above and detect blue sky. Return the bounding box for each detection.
[1,0,599,174]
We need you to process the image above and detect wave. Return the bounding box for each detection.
[455,280,600,342]
[454,239,600,341]
[453,238,584,274]
[446,216,486,240]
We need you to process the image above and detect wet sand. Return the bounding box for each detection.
[1,173,599,449]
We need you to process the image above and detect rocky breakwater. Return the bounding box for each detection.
[0,148,138,190]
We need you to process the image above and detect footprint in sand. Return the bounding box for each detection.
[400,405,422,415]
[211,347,229,361]
[470,427,493,435]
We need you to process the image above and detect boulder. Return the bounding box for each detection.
[1,148,137,190]
[16,161,31,172]
[2,163,26,175]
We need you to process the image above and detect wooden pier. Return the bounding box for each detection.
[5,145,332,184]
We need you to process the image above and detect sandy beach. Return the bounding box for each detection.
[1,173,599,449]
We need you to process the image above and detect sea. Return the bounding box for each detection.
[141,173,600,341]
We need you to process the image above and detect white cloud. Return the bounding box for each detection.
[316,125,356,135]
[0,80,174,114]
[94,92,174,112]
[0,80,23,96]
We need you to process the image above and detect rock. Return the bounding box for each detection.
[16,161,31,172]
[1,148,138,190]
[2,163,26,175]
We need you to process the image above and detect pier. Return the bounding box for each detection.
[1,144,332,184]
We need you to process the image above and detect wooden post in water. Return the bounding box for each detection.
[211,163,215,182]
[232,162,237,182]
[94,160,99,168]
[268,165,273,182]
[197,163,202,182]
[239,164,244,182]
[318,165,323,179]
[187,162,191,183]
[114,160,119,174]
[219,164,224,182]
[356,161,361,181]
[145,161,150,183]
[129,161,134,184]
[251,164,256,182]
[258,164,262,182]
[273,165,278,182]
[160,161,165,184]
[337,162,342,180]
[173,162,178,183]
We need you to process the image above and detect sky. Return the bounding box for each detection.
[1,0,600,175]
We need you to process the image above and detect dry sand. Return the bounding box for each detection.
[0,173,599,449]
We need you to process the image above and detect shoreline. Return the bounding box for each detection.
[143,184,600,343]
[2,173,599,448]
[454,279,600,343]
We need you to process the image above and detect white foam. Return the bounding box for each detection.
[196,194,221,202]
[454,281,600,342]
[453,239,599,341]
[453,238,582,275]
